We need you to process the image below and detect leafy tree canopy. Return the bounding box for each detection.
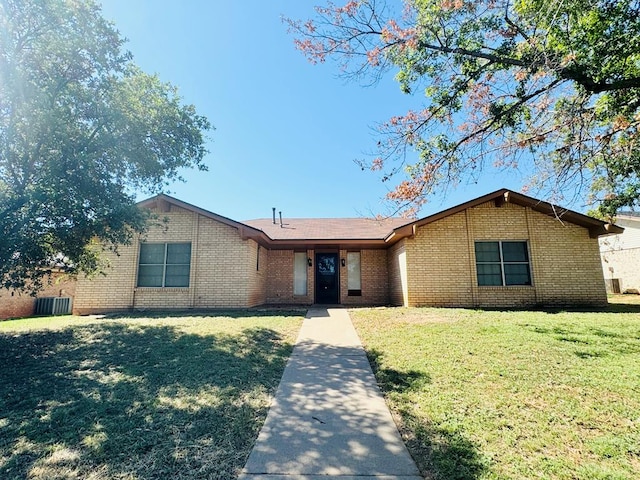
[287,0,640,217]
[0,0,211,292]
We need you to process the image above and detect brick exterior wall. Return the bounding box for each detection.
[340,249,389,305]
[388,201,607,307]
[0,273,77,320]
[405,211,476,307]
[73,240,138,314]
[266,250,314,305]
[388,240,408,306]
[248,243,268,306]
[73,198,608,314]
[265,249,390,306]
[525,206,606,306]
[190,213,264,308]
[74,205,267,314]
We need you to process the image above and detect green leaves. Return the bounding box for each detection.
[290,0,640,215]
[0,0,212,292]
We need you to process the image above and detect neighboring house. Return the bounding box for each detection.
[600,213,640,294]
[0,273,76,320]
[72,188,621,314]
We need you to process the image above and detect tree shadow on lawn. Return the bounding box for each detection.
[474,302,640,315]
[602,302,640,314]
[524,322,640,358]
[104,307,308,320]
[545,302,640,314]
[367,350,487,480]
[0,322,294,479]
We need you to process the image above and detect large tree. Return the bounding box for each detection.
[0,0,211,292]
[287,0,640,217]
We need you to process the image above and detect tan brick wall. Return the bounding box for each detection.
[340,249,389,305]
[601,247,640,293]
[73,199,608,313]
[247,243,268,306]
[190,214,262,308]
[74,241,138,314]
[527,208,607,305]
[0,273,77,319]
[405,211,475,307]
[388,240,408,306]
[402,201,607,307]
[75,205,268,314]
[133,206,196,310]
[469,202,536,307]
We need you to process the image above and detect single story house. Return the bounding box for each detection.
[72,188,622,314]
[600,212,640,294]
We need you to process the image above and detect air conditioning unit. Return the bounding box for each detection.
[35,297,73,316]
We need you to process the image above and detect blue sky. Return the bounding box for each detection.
[100,0,525,221]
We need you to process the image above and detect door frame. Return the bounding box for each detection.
[314,251,340,304]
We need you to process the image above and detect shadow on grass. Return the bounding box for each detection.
[366,349,486,480]
[471,302,640,314]
[543,302,640,314]
[525,323,640,358]
[368,349,431,393]
[0,322,294,479]
[103,307,308,320]
[601,302,640,314]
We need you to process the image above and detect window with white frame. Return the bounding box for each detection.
[475,241,531,286]
[347,251,361,296]
[137,243,191,287]
[293,252,307,295]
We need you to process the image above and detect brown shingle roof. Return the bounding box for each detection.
[137,189,623,249]
[243,217,411,241]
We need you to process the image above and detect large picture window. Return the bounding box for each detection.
[137,243,191,287]
[475,241,531,286]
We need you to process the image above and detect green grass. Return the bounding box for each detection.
[0,310,304,480]
[351,301,640,480]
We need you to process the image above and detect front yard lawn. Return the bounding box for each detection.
[351,302,640,480]
[0,310,304,480]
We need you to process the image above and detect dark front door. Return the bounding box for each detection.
[315,253,339,304]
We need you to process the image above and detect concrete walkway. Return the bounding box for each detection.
[239,307,422,480]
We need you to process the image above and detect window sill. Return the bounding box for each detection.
[478,285,534,289]
[135,287,191,292]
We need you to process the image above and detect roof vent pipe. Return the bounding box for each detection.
[279,211,283,227]
[272,207,276,224]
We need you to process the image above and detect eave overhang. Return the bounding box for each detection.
[260,238,392,250]
[384,188,624,242]
[497,190,624,238]
[138,189,623,250]
[138,194,270,245]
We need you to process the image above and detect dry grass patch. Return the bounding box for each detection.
[609,293,640,305]
[0,310,304,479]
[351,301,640,480]
[384,307,466,325]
